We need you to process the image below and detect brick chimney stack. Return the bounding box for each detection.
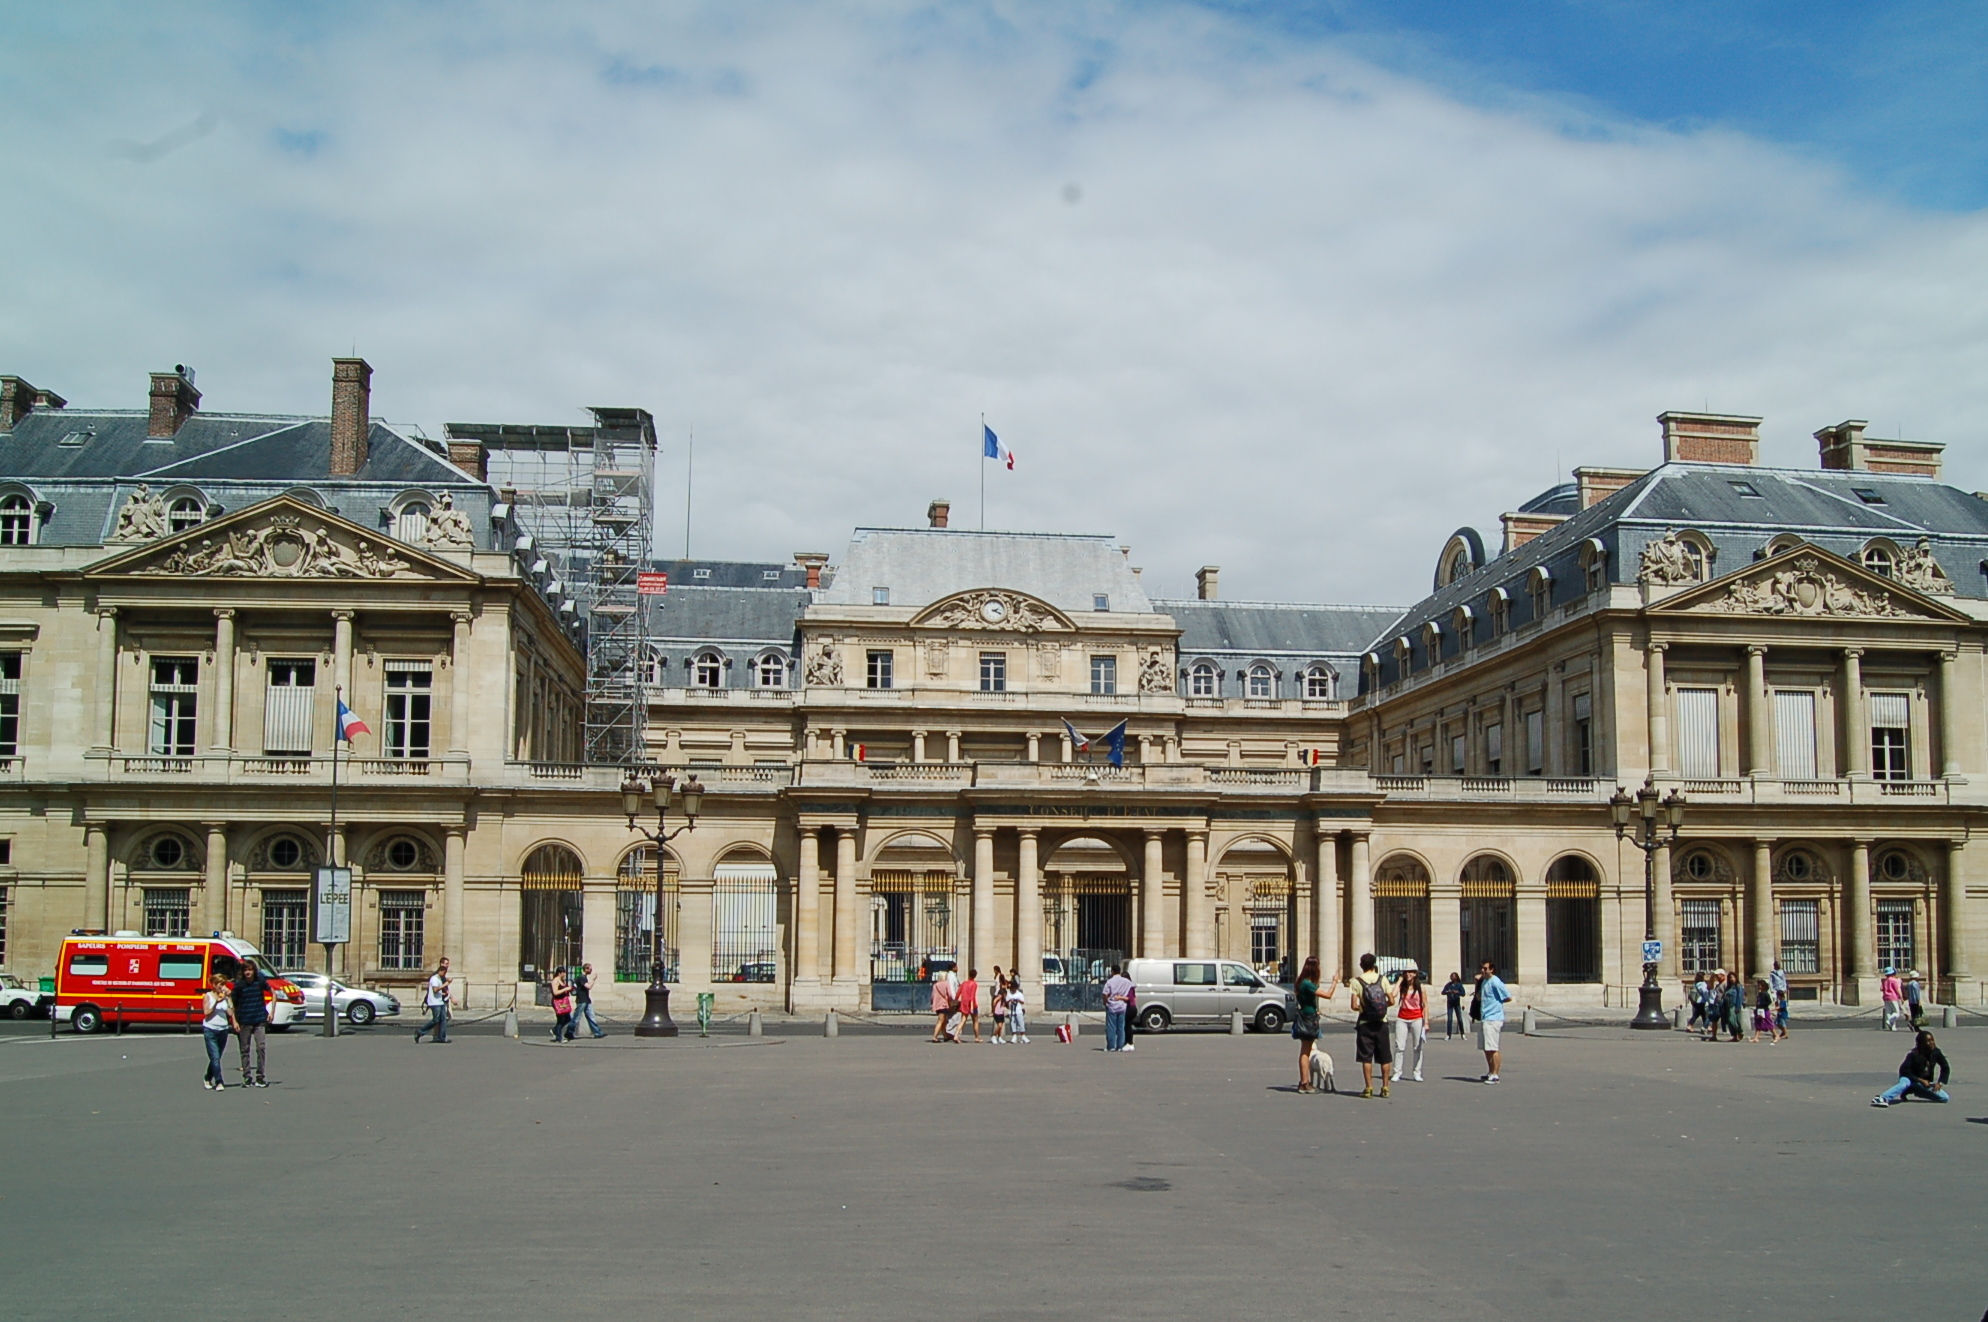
[447,438,487,481]
[330,358,372,476]
[1815,419,1943,479]
[147,366,201,438]
[927,499,951,529]
[1196,566,1220,600]
[1658,411,1761,465]
[794,552,830,589]
[0,377,63,431]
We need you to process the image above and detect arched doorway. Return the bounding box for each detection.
[868,832,962,1011]
[713,846,781,986]
[1372,853,1432,975]
[1460,855,1516,981]
[519,844,584,985]
[614,844,679,985]
[1042,836,1132,1007]
[1545,855,1601,984]
[1217,838,1296,982]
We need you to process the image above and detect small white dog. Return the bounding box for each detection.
[1307,1047,1336,1093]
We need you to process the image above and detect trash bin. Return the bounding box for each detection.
[39,976,54,995]
[696,992,714,1037]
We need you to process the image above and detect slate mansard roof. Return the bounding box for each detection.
[818,528,1156,616]
[1155,600,1407,668]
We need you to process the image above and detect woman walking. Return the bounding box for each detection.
[1292,955,1324,1092]
[201,971,234,1090]
[1391,969,1427,1082]
[930,970,957,1042]
[1750,978,1774,1044]
[549,967,576,1043]
[1441,972,1466,1040]
[1722,973,1747,1042]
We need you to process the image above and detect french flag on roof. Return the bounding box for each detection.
[336,699,370,742]
[983,423,1014,470]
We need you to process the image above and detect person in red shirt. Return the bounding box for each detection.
[1391,968,1428,1083]
[956,969,982,1043]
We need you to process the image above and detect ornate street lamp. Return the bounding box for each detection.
[1611,775,1685,1031]
[620,771,704,1037]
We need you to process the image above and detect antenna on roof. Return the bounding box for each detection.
[683,423,693,559]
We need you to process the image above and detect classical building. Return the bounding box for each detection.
[0,367,1981,1017]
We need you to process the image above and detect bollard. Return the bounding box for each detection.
[748,1009,763,1037]
[503,1006,519,1038]
[1063,1012,1078,1039]
[824,1009,839,1037]
[1230,1009,1245,1036]
[1522,1006,1538,1036]
[116,1004,124,1036]
[1671,1005,1684,1030]
[1944,1004,1959,1029]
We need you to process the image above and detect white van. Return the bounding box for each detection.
[1124,958,1288,1033]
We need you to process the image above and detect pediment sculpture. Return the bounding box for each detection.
[921,590,1065,633]
[1691,554,1925,619]
[109,484,168,543]
[421,491,476,551]
[804,641,844,686]
[1897,538,1954,595]
[144,515,416,580]
[1637,530,1698,586]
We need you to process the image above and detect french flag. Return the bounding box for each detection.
[336,699,370,742]
[983,423,1014,470]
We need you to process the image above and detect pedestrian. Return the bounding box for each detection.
[1700,971,1725,1041]
[943,967,964,1041]
[957,968,983,1043]
[1772,987,1790,1043]
[574,963,605,1039]
[1102,964,1134,1052]
[548,967,575,1043]
[1006,978,1030,1044]
[201,971,234,1091]
[1687,974,1710,1035]
[1871,1030,1952,1107]
[1122,981,1138,1052]
[1474,959,1510,1083]
[989,969,1009,1044]
[930,969,956,1042]
[1905,971,1924,1030]
[1391,968,1427,1083]
[230,958,272,1088]
[1350,952,1394,1097]
[1880,968,1904,1031]
[1292,954,1324,1092]
[414,956,452,1044]
[1441,971,1466,1040]
[1750,979,1774,1044]
[1768,960,1788,1004]
[1722,972,1746,1042]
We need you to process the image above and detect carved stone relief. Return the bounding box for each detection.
[923,590,1064,633]
[804,641,844,686]
[142,515,416,580]
[109,484,168,543]
[924,640,950,679]
[420,491,476,551]
[1692,555,1926,618]
[1138,647,1174,694]
[1897,538,1954,595]
[1637,530,1699,586]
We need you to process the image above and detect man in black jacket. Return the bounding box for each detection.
[231,963,272,1088]
[1871,1031,1951,1107]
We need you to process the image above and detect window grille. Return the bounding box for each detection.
[261,889,309,968]
[0,885,8,967]
[1862,545,1895,577]
[1250,912,1281,972]
[1875,900,1915,974]
[615,846,679,982]
[143,888,191,938]
[384,663,432,759]
[1090,655,1116,695]
[871,869,959,983]
[148,658,199,756]
[393,501,430,544]
[980,652,1006,692]
[378,890,426,970]
[712,863,780,984]
[1870,692,1910,781]
[168,498,206,533]
[1679,899,1721,974]
[1779,899,1819,974]
[0,651,19,759]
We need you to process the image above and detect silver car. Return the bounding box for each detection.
[280,972,402,1026]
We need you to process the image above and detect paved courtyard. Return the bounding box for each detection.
[0,1015,1979,1320]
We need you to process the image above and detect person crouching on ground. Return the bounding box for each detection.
[1350,953,1393,1098]
[1872,1031,1952,1107]
[1292,955,1324,1092]
[1391,968,1427,1083]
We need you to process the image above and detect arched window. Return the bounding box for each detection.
[1677,534,1712,582]
[0,494,33,546]
[1862,541,1897,579]
[1302,665,1335,700]
[1189,662,1217,697]
[1246,664,1274,699]
[644,651,668,686]
[755,652,788,688]
[1452,606,1474,650]
[692,652,724,688]
[1527,567,1552,620]
[1489,588,1511,636]
[1580,538,1608,593]
[1545,856,1601,984]
[391,495,432,545]
[168,497,207,533]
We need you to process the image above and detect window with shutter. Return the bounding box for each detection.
[1869,692,1910,781]
[1774,690,1817,780]
[263,659,316,754]
[1675,687,1720,778]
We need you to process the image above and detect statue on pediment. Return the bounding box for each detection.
[1637,530,1697,586]
[1138,647,1174,693]
[110,484,168,543]
[1699,554,1915,618]
[1897,538,1954,595]
[422,492,476,551]
[805,641,843,687]
[146,518,420,580]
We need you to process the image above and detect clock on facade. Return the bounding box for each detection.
[980,598,1008,623]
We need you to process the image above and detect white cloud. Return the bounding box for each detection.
[3,3,1984,605]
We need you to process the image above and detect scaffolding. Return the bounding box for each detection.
[449,408,656,765]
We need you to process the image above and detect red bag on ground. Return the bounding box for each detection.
[1055,1024,1073,1043]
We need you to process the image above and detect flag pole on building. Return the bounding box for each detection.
[979,413,986,531]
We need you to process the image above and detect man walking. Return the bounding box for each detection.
[231,960,272,1087]
[1350,953,1393,1097]
[573,963,605,1039]
[1474,959,1510,1083]
[1102,965,1135,1052]
[414,956,453,1043]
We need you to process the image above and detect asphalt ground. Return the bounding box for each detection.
[0,1016,1980,1320]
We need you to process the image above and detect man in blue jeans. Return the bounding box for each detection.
[1872,1031,1951,1106]
[573,963,606,1039]
[414,957,452,1043]
[1102,966,1134,1052]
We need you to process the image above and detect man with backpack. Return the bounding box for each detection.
[1474,959,1510,1083]
[1349,952,1394,1098]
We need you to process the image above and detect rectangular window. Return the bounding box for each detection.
[1774,689,1817,780]
[158,954,205,981]
[1172,961,1216,985]
[1675,687,1721,779]
[263,659,316,755]
[1875,900,1915,975]
[871,586,890,606]
[1450,734,1465,775]
[261,889,309,969]
[1525,709,1544,774]
[1870,692,1910,781]
[379,890,426,970]
[979,652,1006,692]
[143,888,191,938]
[1485,723,1503,776]
[1572,692,1593,777]
[384,663,432,759]
[1679,899,1721,974]
[68,953,109,976]
[148,657,199,756]
[1093,594,1110,612]
[866,650,893,690]
[0,650,19,760]
[1090,655,1116,695]
[1779,899,1819,975]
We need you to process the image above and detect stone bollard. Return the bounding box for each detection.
[1671,1006,1684,1030]
[1230,1009,1245,1036]
[1522,1007,1538,1036]
[1944,1004,1959,1029]
[748,1009,764,1037]
[1064,1012,1078,1038]
[824,1009,839,1038]
[503,1006,519,1038]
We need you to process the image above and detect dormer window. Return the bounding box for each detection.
[1246,664,1274,699]
[762,570,780,581]
[692,652,724,688]
[1862,542,1896,578]
[0,494,33,546]
[1093,594,1110,612]
[1488,588,1511,636]
[1451,606,1474,650]
[1728,480,1761,498]
[1853,487,1885,505]
[694,568,712,579]
[390,494,431,544]
[872,586,890,606]
[168,497,207,533]
[755,652,788,688]
[1188,662,1217,697]
[1527,567,1552,620]
[1303,665,1335,700]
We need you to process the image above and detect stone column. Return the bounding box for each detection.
[1840,648,1865,777]
[1142,830,1166,958]
[210,610,236,752]
[679,876,714,996]
[1060,730,1073,762]
[946,730,962,763]
[1847,838,1875,983]
[332,610,355,720]
[1938,651,1962,776]
[832,826,858,987]
[1652,841,1677,980]
[1017,829,1041,993]
[581,879,615,1007]
[94,608,119,750]
[1518,886,1547,988]
[1646,642,1670,775]
[1311,827,1338,979]
[85,823,110,931]
[1749,839,1774,980]
[444,826,466,969]
[1025,730,1041,763]
[972,828,996,974]
[1348,832,1373,964]
[449,612,472,757]
[203,823,228,937]
[830,728,846,761]
[1744,646,1770,776]
[1186,829,1212,958]
[792,827,820,995]
[1945,839,1971,981]
[911,730,927,763]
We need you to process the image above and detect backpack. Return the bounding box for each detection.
[1359,975,1389,1021]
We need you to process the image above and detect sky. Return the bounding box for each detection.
[2,2,1984,608]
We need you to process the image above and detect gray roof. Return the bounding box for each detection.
[819,528,1154,615]
[650,558,812,590]
[646,584,809,645]
[1155,600,1406,659]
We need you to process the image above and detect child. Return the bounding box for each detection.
[1772,988,1790,1042]
[1006,978,1029,1044]
[1750,979,1773,1043]
[989,972,1009,1044]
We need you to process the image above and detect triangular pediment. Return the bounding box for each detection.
[910,588,1075,632]
[83,495,480,584]
[1649,543,1968,623]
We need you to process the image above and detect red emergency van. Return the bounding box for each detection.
[55,932,306,1033]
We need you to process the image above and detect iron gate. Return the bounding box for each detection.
[1044,875,1130,1011]
[869,869,960,1011]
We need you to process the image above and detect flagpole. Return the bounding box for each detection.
[325,685,342,1039]
[979,413,986,531]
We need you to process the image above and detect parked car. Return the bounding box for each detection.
[1,975,51,1019]
[729,962,778,983]
[279,972,402,1025]
[1124,958,1288,1033]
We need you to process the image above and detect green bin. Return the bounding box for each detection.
[39,976,54,994]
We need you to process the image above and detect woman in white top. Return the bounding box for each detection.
[201,971,236,1091]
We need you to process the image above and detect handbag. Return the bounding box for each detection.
[1293,1007,1321,1038]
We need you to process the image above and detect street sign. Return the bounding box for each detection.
[638,571,669,596]
[1641,939,1663,965]
[313,867,353,945]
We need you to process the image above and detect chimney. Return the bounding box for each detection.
[330,357,372,476]
[927,499,950,529]
[794,551,830,589]
[447,438,487,481]
[147,366,201,438]
[1574,466,1645,509]
[1500,511,1567,552]
[1196,566,1220,600]
[1816,419,1943,479]
[1658,411,1761,465]
[0,377,62,431]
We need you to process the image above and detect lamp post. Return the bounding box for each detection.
[1611,775,1685,1031]
[621,771,704,1037]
